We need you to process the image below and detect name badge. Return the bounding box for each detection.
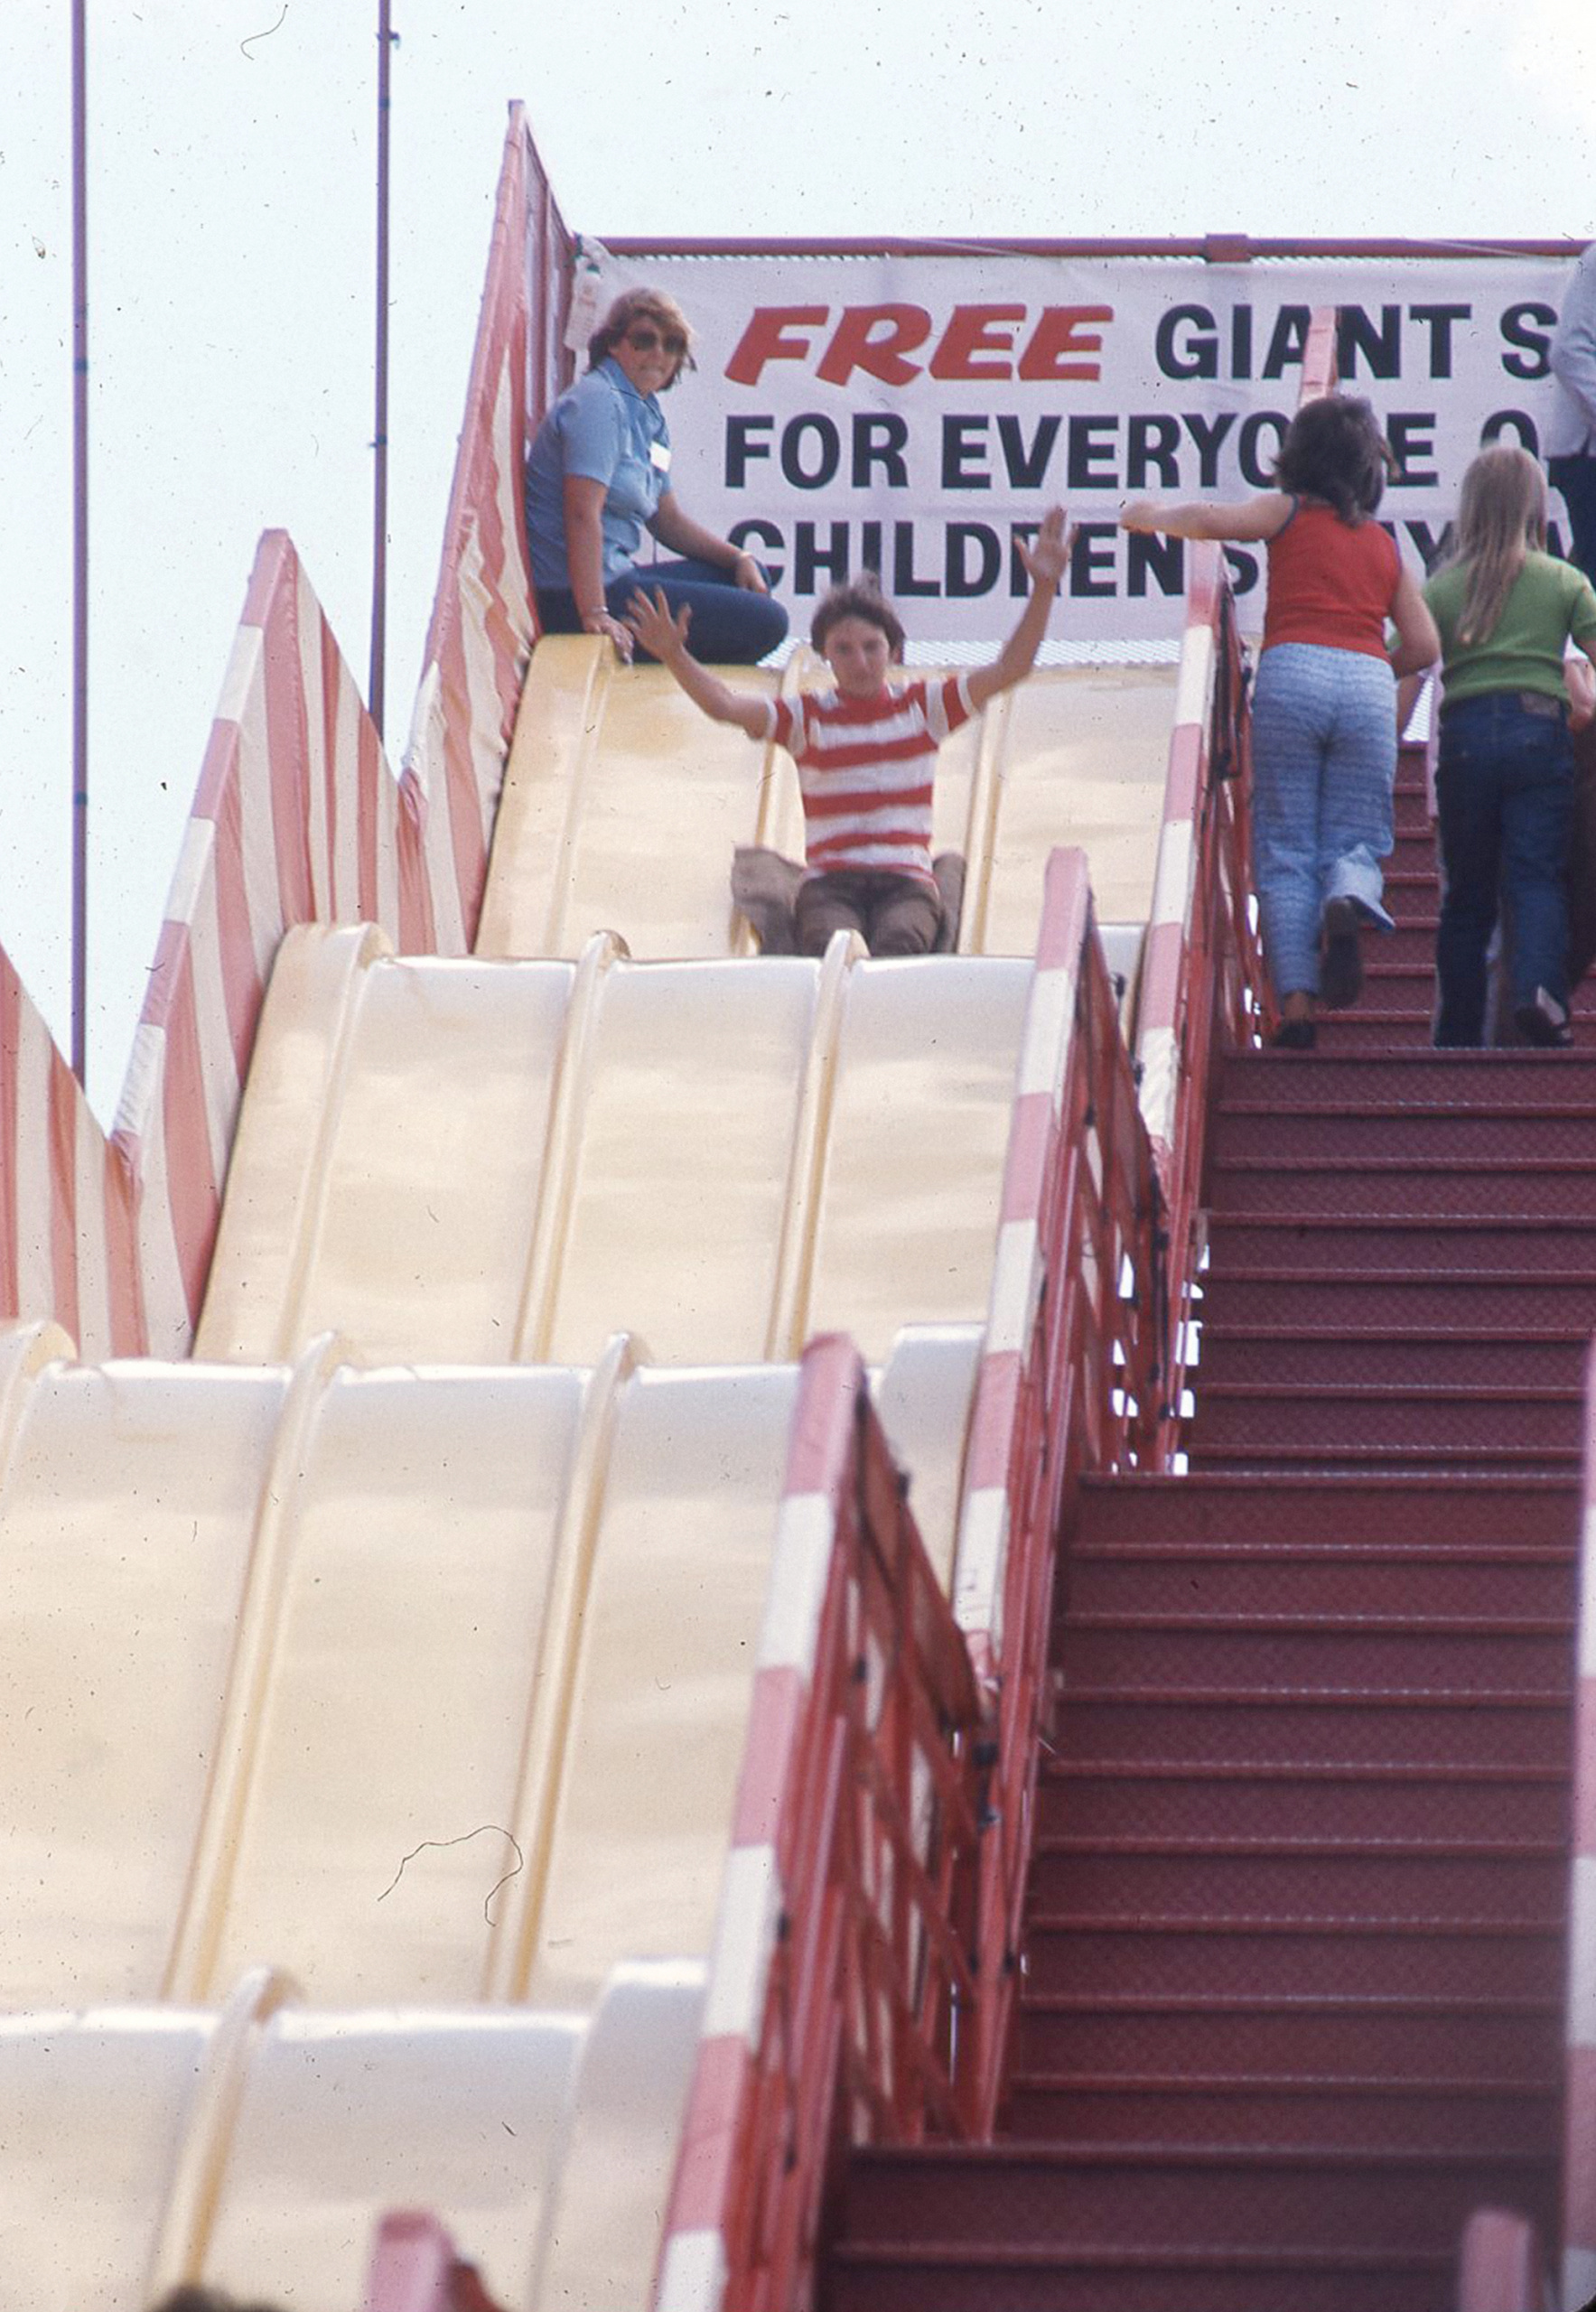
[649,441,672,472]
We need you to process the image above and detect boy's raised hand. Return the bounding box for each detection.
[1017,504,1074,591]
[623,586,694,665]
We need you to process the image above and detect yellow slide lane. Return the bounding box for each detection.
[478,637,1175,970]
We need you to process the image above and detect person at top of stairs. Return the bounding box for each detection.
[1122,394,1438,1049]
[1423,443,1596,1050]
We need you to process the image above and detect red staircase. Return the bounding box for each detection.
[823,750,1584,2307]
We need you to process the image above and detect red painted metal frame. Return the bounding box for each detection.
[1563,1341,1596,2307]
[966,853,1165,2120]
[658,1335,985,2312]
[1134,308,1335,1459]
[1134,548,1268,1462]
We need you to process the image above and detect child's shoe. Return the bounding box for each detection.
[1514,986,1573,1048]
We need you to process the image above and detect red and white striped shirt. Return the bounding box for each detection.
[758,675,975,889]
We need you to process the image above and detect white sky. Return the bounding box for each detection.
[3,0,1594,1106]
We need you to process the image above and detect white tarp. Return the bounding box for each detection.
[593,250,1579,644]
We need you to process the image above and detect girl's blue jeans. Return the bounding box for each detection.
[1434,688,1573,1046]
[1251,643,1397,1001]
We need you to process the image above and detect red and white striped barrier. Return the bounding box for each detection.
[955,844,1092,1691]
[0,945,139,1356]
[406,106,572,956]
[112,532,430,1352]
[1563,1340,1596,2309]
[2,113,573,1355]
[954,844,1165,2119]
[654,1332,982,2312]
[1133,542,1227,1179]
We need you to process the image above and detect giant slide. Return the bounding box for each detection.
[0,113,1199,2312]
[0,666,1187,2312]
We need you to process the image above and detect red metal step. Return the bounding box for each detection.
[1195,1328,1583,1391]
[999,2077,1558,2156]
[1197,1272,1596,1333]
[826,2143,1555,2312]
[1205,1212,1587,1279]
[1019,1917,1563,2005]
[1206,1158,1596,1219]
[1039,1763,1565,1846]
[1213,1048,1596,1105]
[1072,1471,1578,1550]
[1184,1378,1582,1463]
[1055,1690,1570,1775]
[1063,1538,1575,1620]
[1209,1102,1596,1166]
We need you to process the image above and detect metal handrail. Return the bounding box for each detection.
[654,1334,985,2312]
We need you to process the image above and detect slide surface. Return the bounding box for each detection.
[2,631,1182,2307]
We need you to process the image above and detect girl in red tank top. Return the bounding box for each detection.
[1123,394,1438,1048]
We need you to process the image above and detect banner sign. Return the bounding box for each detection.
[593,251,1578,643]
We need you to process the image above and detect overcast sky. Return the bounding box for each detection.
[4,0,1593,1105]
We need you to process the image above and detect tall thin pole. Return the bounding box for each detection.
[369,2,393,736]
[70,0,89,1085]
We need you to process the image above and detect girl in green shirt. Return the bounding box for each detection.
[1423,445,1596,1046]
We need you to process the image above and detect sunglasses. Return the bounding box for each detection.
[624,325,687,356]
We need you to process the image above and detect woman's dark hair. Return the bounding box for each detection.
[810,574,906,660]
[586,286,695,388]
[1274,392,1391,523]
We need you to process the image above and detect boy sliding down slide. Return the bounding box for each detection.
[623,505,1075,956]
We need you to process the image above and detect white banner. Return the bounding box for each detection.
[594,251,1578,645]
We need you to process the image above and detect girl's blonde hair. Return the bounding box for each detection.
[1447,443,1547,645]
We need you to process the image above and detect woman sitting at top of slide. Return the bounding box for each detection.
[525,284,789,665]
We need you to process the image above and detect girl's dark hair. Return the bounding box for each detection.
[809,574,906,660]
[1274,392,1391,523]
[586,286,695,388]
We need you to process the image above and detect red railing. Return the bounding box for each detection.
[654,1334,985,2312]
[1133,549,1267,1459]
[1134,306,1338,1458]
[1561,1345,1596,2308]
[955,849,1166,2117]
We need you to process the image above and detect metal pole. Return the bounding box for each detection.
[369,1,393,736]
[70,0,89,1085]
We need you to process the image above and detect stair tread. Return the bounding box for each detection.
[1071,1539,1574,1559]
[1043,1759,1563,1783]
[1004,2070,1553,2096]
[1018,1991,1559,2015]
[1199,1319,1584,1341]
[1034,1834,1565,1857]
[831,2240,1453,2271]
[1017,1914,1554,1933]
[850,2139,1546,2170]
[1066,1608,1570,1630]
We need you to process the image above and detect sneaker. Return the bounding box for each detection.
[1318,896,1364,1009]
[1272,1016,1318,1050]
[1514,986,1573,1049]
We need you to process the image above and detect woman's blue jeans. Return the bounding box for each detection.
[1251,643,1397,1001]
[537,556,789,665]
[1434,689,1574,1046]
